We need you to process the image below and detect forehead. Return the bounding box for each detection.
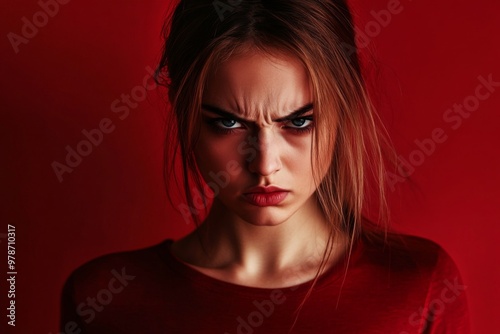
[202,50,312,119]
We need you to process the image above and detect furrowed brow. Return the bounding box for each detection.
[200,103,314,123]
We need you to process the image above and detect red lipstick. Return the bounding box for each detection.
[243,186,289,207]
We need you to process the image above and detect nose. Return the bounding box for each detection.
[246,129,282,176]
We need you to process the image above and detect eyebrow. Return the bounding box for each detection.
[200,102,314,123]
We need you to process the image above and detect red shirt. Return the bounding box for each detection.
[60,233,470,333]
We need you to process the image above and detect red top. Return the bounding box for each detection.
[60,233,470,333]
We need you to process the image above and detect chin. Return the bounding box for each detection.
[245,219,287,227]
[236,207,294,227]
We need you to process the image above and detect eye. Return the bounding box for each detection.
[287,117,313,128]
[205,117,245,134]
[283,116,314,134]
[218,119,242,129]
[204,115,314,135]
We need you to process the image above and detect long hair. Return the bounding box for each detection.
[155,0,399,331]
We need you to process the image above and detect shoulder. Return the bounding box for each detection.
[359,230,462,279]
[59,240,186,330]
[361,231,471,332]
[62,239,174,300]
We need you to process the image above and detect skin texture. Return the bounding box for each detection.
[171,50,349,288]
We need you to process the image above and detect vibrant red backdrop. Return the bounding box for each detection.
[2,0,499,333]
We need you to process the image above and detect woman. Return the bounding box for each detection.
[60,0,470,333]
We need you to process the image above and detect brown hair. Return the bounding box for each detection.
[155,0,399,331]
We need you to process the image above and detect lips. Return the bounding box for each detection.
[244,185,288,194]
[242,185,289,206]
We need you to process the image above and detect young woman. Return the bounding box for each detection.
[60,1,470,333]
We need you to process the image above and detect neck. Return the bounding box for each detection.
[189,194,349,284]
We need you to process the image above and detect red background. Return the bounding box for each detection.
[2,0,499,333]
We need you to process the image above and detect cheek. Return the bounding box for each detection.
[194,128,317,186]
[281,135,318,194]
[194,132,246,181]
[284,135,313,171]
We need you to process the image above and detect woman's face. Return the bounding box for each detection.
[194,50,330,226]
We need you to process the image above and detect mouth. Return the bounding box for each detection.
[242,186,289,207]
[244,185,288,194]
